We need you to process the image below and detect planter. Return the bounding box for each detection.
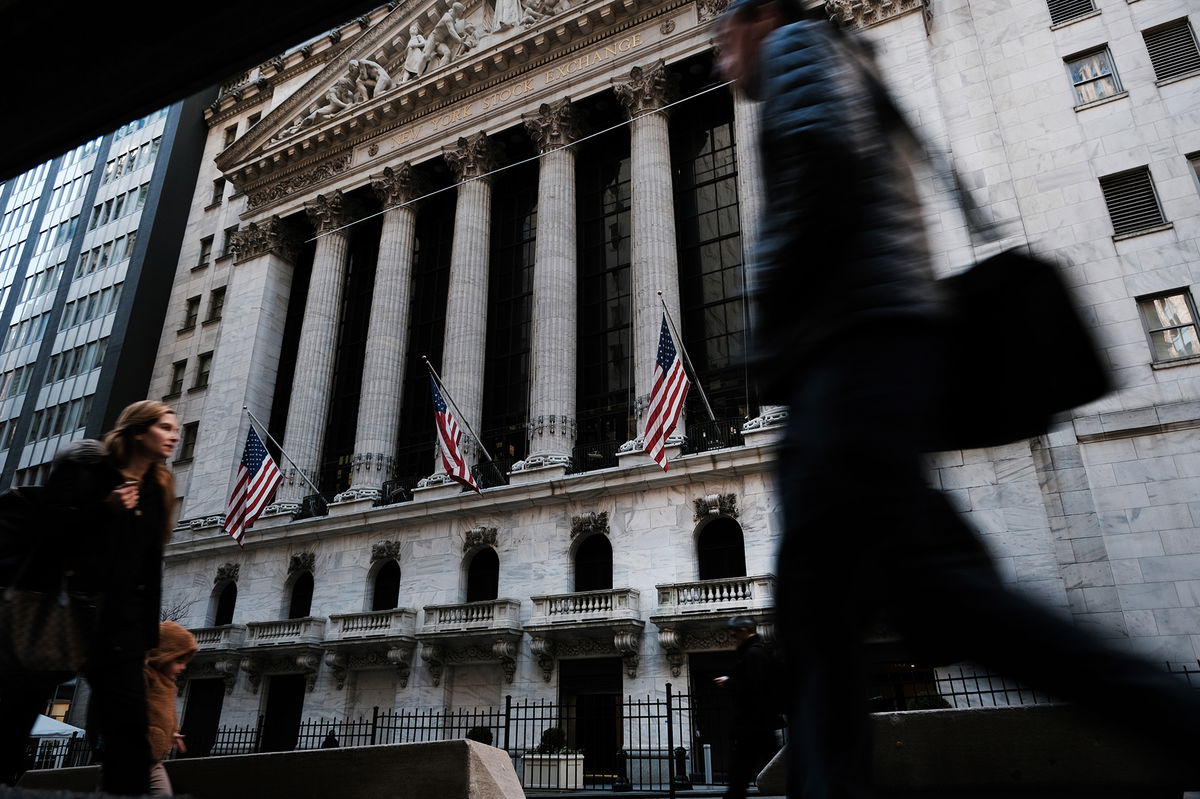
[520,753,585,789]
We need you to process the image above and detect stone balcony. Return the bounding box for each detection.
[417,599,525,685]
[185,624,247,695]
[324,608,419,689]
[240,617,329,693]
[524,588,646,681]
[649,575,776,676]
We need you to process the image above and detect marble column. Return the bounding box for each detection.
[614,60,685,450]
[275,190,360,507]
[424,131,500,485]
[731,89,787,434]
[186,217,300,522]
[518,99,582,474]
[336,164,424,503]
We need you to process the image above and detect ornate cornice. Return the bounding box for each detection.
[523,98,584,153]
[614,59,677,117]
[696,0,730,22]
[245,154,354,212]
[825,0,930,30]
[229,216,303,263]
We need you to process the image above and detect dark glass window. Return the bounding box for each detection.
[575,534,613,591]
[466,548,500,603]
[288,572,314,619]
[481,158,537,479]
[372,560,401,611]
[697,518,746,580]
[575,115,633,467]
[213,581,237,626]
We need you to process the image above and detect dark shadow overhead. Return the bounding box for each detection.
[0,1,390,182]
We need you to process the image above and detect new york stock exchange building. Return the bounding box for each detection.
[151,0,1200,786]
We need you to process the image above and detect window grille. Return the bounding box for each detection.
[1047,0,1094,26]
[1143,18,1200,81]
[1098,167,1165,236]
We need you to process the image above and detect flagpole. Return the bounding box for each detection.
[421,358,495,464]
[657,292,716,422]
[241,406,322,495]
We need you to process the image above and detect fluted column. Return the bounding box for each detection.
[275,191,359,507]
[185,217,301,522]
[337,165,424,503]
[425,132,500,484]
[614,60,684,448]
[519,99,583,473]
[731,89,786,432]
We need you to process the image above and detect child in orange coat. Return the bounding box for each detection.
[144,621,198,796]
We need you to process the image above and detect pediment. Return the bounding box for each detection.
[218,0,688,196]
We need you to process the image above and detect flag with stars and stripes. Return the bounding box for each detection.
[642,313,690,470]
[430,376,480,493]
[224,426,282,546]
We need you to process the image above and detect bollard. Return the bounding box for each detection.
[672,746,692,789]
[612,747,632,792]
[703,743,713,785]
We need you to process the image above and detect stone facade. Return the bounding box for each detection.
[150,0,1200,750]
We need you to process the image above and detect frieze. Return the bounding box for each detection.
[571,511,609,539]
[695,0,730,22]
[826,0,931,29]
[245,154,354,212]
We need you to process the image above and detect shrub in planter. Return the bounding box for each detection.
[536,727,569,754]
[466,726,494,745]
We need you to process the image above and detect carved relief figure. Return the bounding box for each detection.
[349,58,393,102]
[279,75,355,139]
[521,0,568,27]
[401,24,428,82]
[491,0,523,32]
[421,3,469,76]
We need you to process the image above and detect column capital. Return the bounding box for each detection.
[443,131,502,182]
[304,190,362,235]
[371,162,426,209]
[523,98,585,153]
[613,60,677,117]
[230,216,302,264]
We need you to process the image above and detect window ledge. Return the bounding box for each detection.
[187,385,209,394]
[1151,354,1200,370]
[204,201,223,211]
[191,262,210,272]
[177,324,197,335]
[162,391,182,401]
[1074,91,1128,112]
[174,457,194,466]
[202,317,221,327]
[1050,9,1101,30]
[215,253,234,263]
[1113,222,1174,242]
[1156,70,1200,88]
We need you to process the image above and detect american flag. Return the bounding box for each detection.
[643,313,690,470]
[430,376,480,493]
[224,426,282,546]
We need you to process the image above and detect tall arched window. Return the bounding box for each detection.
[372,560,401,611]
[213,581,237,626]
[575,534,613,592]
[465,548,499,603]
[288,572,314,619]
[697,517,746,580]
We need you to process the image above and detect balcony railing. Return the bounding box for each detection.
[655,575,775,615]
[191,624,247,650]
[421,599,522,634]
[329,609,417,640]
[570,440,621,474]
[529,588,641,625]
[679,417,746,455]
[244,617,327,646]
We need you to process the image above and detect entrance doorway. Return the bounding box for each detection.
[559,657,622,787]
[687,650,737,785]
[178,679,225,757]
[260,674,306,752]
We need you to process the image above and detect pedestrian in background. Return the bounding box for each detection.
[0,400,179,794]
[715,1,1200,797]
[145,620,198,796]
[715,616,782,799]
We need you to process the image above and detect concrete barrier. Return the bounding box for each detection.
[17,739,524,799]
[757,704,1200,798]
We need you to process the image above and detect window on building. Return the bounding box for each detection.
[247,112,262,129]
[697,517,747,580]
[1190,153,1200,192]
[1098,166,1167,236]
[194,352,213,388]
[182,296,201,329]
[1065,48,1123,105]
[288,572,314,619]
[213,581,237,626]
[223,124,238,147]
[197,236,213,269]
[1142,18,1200,82]
[1047,0,1095,25]
[206,287,226,322]
[211,178,225,206]
[177,421,199,461]
[371,560,401,611]
[465,548,499,603]
[168,360,187,395]
[1137,290,1200,363]
[574,534,613,592]
[221,225,239,258]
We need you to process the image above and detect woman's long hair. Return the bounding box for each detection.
[102,400,177,542]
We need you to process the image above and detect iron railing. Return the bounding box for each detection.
[679,417,745,456]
